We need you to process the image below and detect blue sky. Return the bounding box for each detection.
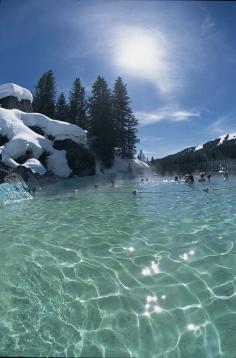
[1,0,236,158]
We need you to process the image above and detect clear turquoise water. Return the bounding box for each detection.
[0,175,236,357]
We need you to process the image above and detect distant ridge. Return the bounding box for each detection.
[151,133,236,174]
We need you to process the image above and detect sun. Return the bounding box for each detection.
[114,27,162,75]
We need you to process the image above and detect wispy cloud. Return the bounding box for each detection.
[64,2,219,100]
[112,25,183,95]
[141,136,163,143]
[209,112,236,135]
[136,107,200,126]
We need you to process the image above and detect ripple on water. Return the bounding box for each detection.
[0,176,236,357]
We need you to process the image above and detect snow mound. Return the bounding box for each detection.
[16,110,86,145]
[0,107,87,177]
[111,157,149,173]
[47,150,71,178]
[23,158,46,176]
[0,83,33,103]
[96,156,149,175]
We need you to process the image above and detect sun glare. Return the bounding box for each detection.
[114,27,166,76]
[118,35,157,72]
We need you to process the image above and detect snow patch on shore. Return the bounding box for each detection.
[96,155,149,175]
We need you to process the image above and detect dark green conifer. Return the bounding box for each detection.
[33,70,56,117]
[69,78,87,129]
[55,92,69,122]
[112,77,139,158]
[137,149,145,162]
[88,76,115,168]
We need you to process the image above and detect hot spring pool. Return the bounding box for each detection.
[0,175,236,357]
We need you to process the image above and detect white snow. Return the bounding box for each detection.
[194,133,236,151]
[47,150,71,178]
[0,84,147,179]
[23,158,46,176]
[96,155,150,175]
[0,107,86,178]
[16,110,86,145]
[194,144,203,151]
[0,83,33,103]
[111,157,149,172]
[218,133,236,145]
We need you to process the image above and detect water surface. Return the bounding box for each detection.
[0,175,236,357]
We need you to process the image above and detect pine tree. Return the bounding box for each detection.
[88,76,115,168]
[137,149,143,161]
[69,78,87,129]
[55,92,69,122]
[33,70,56,117]
[127,113,139,158]
[112,77,139,158]
[137,149,146,162]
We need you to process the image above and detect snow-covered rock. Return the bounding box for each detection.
[0,107,87,178]
[22,158,46,176]
[47,150,72,178]
[0,83,33,102]
[16,110,86,146]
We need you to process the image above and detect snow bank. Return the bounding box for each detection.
[96,155,149,175]
[112,156,149,173]
[0,83,33,102]
[0,107,86,177]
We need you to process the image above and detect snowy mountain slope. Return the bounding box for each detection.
[152,132,236,174]
[188,133,236,154]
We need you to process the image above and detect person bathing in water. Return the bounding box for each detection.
[184,174,194,183]
[198,172,206,182]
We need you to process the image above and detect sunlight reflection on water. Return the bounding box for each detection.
[0,175,235,357]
